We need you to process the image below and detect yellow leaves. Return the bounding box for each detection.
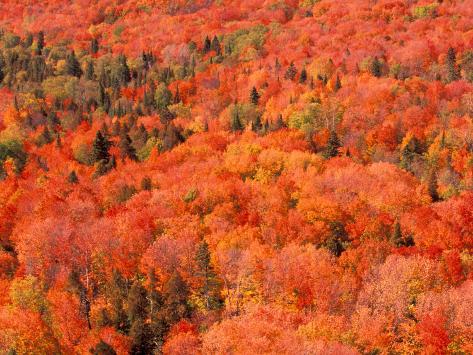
[9,276,48,315]
[2,106,22,128]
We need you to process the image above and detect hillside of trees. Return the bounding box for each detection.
[0,0,473,353]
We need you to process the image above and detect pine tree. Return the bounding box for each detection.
[68,170,79,184]
[117,54,131,85]
[174,85,181,104]
[211,35,221,55]
[37,126,53,146]
[128,280,148,325]
[24,33,33,48]
[90,38,99,54]
[250,86,260,105]
[230,106,243,132]
[285,62,297,81]
[324,130,341,158]
[66,51,82,78]
[446,47,459,82]
[85,61,95,80]
[334,74,342,92]
[92,131,112,163]
[428,170,440,202]
[195,241,223,310]
[391,221,402,247]
[36,31,45,55]
[163,271,191,325]
[203,36,211,54]
[92,340,116,355]
[118,131,137,161]
[141,176,152,191]
[299,67,308,84]
[273,114,285,131]
[107,270,129,332]
[252,115,262,133]
[370,57,382,78]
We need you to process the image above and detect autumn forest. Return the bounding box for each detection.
[0,0,472,353]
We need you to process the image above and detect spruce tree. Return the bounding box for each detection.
[141,176,152,191]
[36,31,45,55]
[92,130,112,163]
[211,36,221,55]
[370,57,382,78]
[428,170,440,202]
[230,106,243,132]
[203,36,211,54]
[92,340,116,355]
[118,131,137,161]
[174,85,181,104]
[195,241,223,310]
[299,67,308,84]
[66,51,82,78]
[24,33,33,48]
[334,74,342,92]
[85,61,95,80]
[163,271,191,325]
[250,86,260,105]
[446,47,459,82]
[90,38,99,54]
[391,221,402,247]
[37,126,53,146]
[324,130,341,158]
[285,62,297,81]
[68,170,79,184]
[117,54,131,85]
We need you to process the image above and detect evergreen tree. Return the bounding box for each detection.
[252,115,262,133]
[334,74,342,92]
[0,57,4,84]
[128,280,148,325]
[230,106,243,132]
[68,170,79,184]
[24,33,33,48]
[66,51,82,78]
[299,67,308,84]
[117,54,131,85]
[324,130,341,158]
[250,86,260,105]
[85,61,95,80]
[273,114,285,131]
[370,56,382,78]
[446,47,459,82]
[47,111,60,129]
[195,241,223,310]
[36,31,45,55]
[107,270,129,332]
[203,36,211,54]
[325,221,349,257]
[91,340,116,355]
[141,176,152,191]
[428,170,440,202]
[155,83,172,111]
[37,126,53,146]
[90,38,99,54]
[118,131,137,161]
[211,36,221,55]
[163,271,191,325]
[174,85,181,104]
[112,120,121,136]
[285,62,297,81]
[92,131,112,163]
[68,269,91,329]
[391,221,403,247]
[148,272,166,349]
